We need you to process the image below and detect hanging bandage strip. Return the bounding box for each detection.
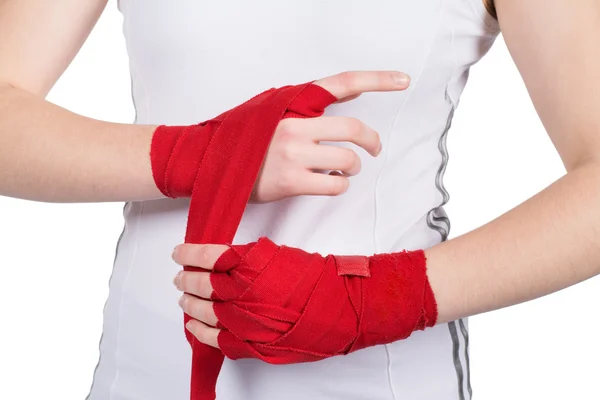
[150,82,338,400]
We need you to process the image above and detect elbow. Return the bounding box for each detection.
[0,81,15,95]
[0,81,17,112]
[562,140,600,173]
[0,81,14,112]
[565,155,600,195]
[566,153,600,173]
[0,76,52,99]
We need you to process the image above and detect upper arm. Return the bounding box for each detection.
[495,0,600,170]
[0,0,108,97]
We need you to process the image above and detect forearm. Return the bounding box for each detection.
[0,83,163,202]
[427,160,600,324]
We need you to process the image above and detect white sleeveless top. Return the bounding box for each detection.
[87,1,500,399]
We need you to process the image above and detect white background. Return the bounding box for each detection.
[0,1,599,399]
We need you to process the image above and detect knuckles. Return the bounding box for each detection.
[338,148,361,174]
[335,71,358,93]
[178,271,191,290]
[344,117,364,142]
[280,141,300,163]
[274,122,302,162]
[177,271,212,298]
[196,246,213,266]
[274,119,297,138]
[199,275,213,298]
[275,168,300,195]
[327,176,350,196]
[198,302,212,324]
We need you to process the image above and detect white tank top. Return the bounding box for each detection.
[87,1,500,399]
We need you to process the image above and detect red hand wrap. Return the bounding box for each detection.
[211,237,438,362]
[150,83,337,400]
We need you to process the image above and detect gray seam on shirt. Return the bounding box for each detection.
[425,105,468,400]
[459,318,473,398]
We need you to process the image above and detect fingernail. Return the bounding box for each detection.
[172,246,179,261]
[178,295,186,308]
[394,73,411,86]
[376,143,383,156]
[185,321,192,331]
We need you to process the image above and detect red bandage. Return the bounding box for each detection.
[211,237,438,362]
[150,83,337,400]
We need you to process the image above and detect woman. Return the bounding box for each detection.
[1,1,598,399]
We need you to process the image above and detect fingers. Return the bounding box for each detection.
[298,144,362,176]
[284,116,381,157]
[185,319,220,349]
[314,70,411,101]
[179,294,219,326]
[293,172,350,196]
[174,270,213,298]
[335,93,361,104]
[172,243,230,270]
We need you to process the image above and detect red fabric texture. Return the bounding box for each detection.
[211,237,438,363]
[150,83,337,400]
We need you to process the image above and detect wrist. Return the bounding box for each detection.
[423,243,459,325]
[150,124,212,198]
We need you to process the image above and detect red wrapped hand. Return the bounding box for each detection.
[153,71,412,399]
[174,237,438,364]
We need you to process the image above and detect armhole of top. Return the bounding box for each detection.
[466,0,501,34]
[483,0,498,20]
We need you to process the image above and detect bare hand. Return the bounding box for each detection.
[250,70,410,203]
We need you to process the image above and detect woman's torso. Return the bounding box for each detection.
[87,1,499,399]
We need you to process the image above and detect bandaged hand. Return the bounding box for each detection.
[172,237,438,363]
[150,71,411,399]
[151,71,410,204]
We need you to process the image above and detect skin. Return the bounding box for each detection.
[2,0,598,378]
[173,0,600,349]
[0,0,411,203]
